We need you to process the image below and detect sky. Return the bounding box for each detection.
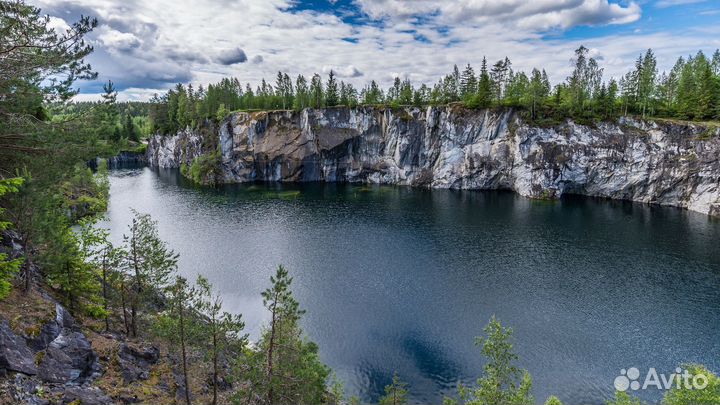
[36,0,720,101]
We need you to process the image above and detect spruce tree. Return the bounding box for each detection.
[460,64,477,100]
[325,70,339,107]
[476,57,493,108]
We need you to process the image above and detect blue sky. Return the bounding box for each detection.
[36,0,720,101]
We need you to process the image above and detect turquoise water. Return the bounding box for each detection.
[102,167,720,404]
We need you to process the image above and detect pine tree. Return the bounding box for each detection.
[379,373,409,405]
[194,276,247,405]
[444,316,534,405]
[236,265,329,405]
[123,210,178,337]
[156,276,195,405]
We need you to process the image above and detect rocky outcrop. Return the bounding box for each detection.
[147,106,720,216]
[105,151,147,168]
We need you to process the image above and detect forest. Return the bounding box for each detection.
[0,0,719,404]
[144,47,720,136]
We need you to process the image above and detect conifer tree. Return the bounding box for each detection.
[123,210,178,337]
[194,276,247,405]
[476,57,493,108]
[379,373,409,405]
[326,70,339,107]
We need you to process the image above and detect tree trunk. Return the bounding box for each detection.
[130,301,137,338]
[266,290,279,405]
[66,260,74,313]
[179,298,191,405]
[212,326,218,405]
[130,223,141,338]
[22,240,31,293]
[120,281,130,335]
[102,253,109,332]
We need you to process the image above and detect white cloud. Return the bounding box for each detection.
[47,16,70,33]
[322,65,363,78]
[34,0,717,102]
[97,28,141,52]
[354,0,641,29]
[656,0,706,8]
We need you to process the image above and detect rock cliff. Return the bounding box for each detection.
[147,106,720,216]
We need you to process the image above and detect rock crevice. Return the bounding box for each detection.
[147,106,720,216]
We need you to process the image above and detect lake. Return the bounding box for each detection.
[101,167,720,404]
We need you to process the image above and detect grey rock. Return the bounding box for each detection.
[0,320,38,375]
[147,106,720,216]
[61,386,114,405]
[105,151,147,169]
[117,343,159,384]
[34,304,101,385]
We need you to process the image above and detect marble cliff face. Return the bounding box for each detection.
[147,106,720,216]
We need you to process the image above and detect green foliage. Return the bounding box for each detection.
[326,373,346,405]
[154,275,194,405]
[379,373,409,405]
[234,265,330,405]
[445,316,534,405]
[0,177,25,299]
[194,275,247,405]
[145,45,719,135]
[606,391,645,405]
[662,365,720,405]
[182,149,223,186]
[123,209,178,337]
[544,395,563,405]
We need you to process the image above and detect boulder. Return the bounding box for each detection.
[117,343,160,384]
[0,321,37,376]
[62,386,113,405]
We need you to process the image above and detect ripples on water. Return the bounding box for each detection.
[102,167,720,404]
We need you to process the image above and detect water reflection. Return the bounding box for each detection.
[102,167,720,405]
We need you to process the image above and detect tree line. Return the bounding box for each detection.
[148,46,720,135]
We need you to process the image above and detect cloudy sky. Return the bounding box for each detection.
[37,0,720,101]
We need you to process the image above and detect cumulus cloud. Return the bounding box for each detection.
[47,16,70,33]
[33,0,717,102]
[354,0,641,29]
[216,48,248,65]
[322,65,363,78]
[98,28,142,52]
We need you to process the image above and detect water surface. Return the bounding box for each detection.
[102,167,720,404]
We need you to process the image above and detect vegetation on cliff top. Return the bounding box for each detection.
[147,47,720,135]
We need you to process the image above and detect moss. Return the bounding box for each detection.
[35,350,45,366]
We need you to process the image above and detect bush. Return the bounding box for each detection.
[182,149,222,186]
